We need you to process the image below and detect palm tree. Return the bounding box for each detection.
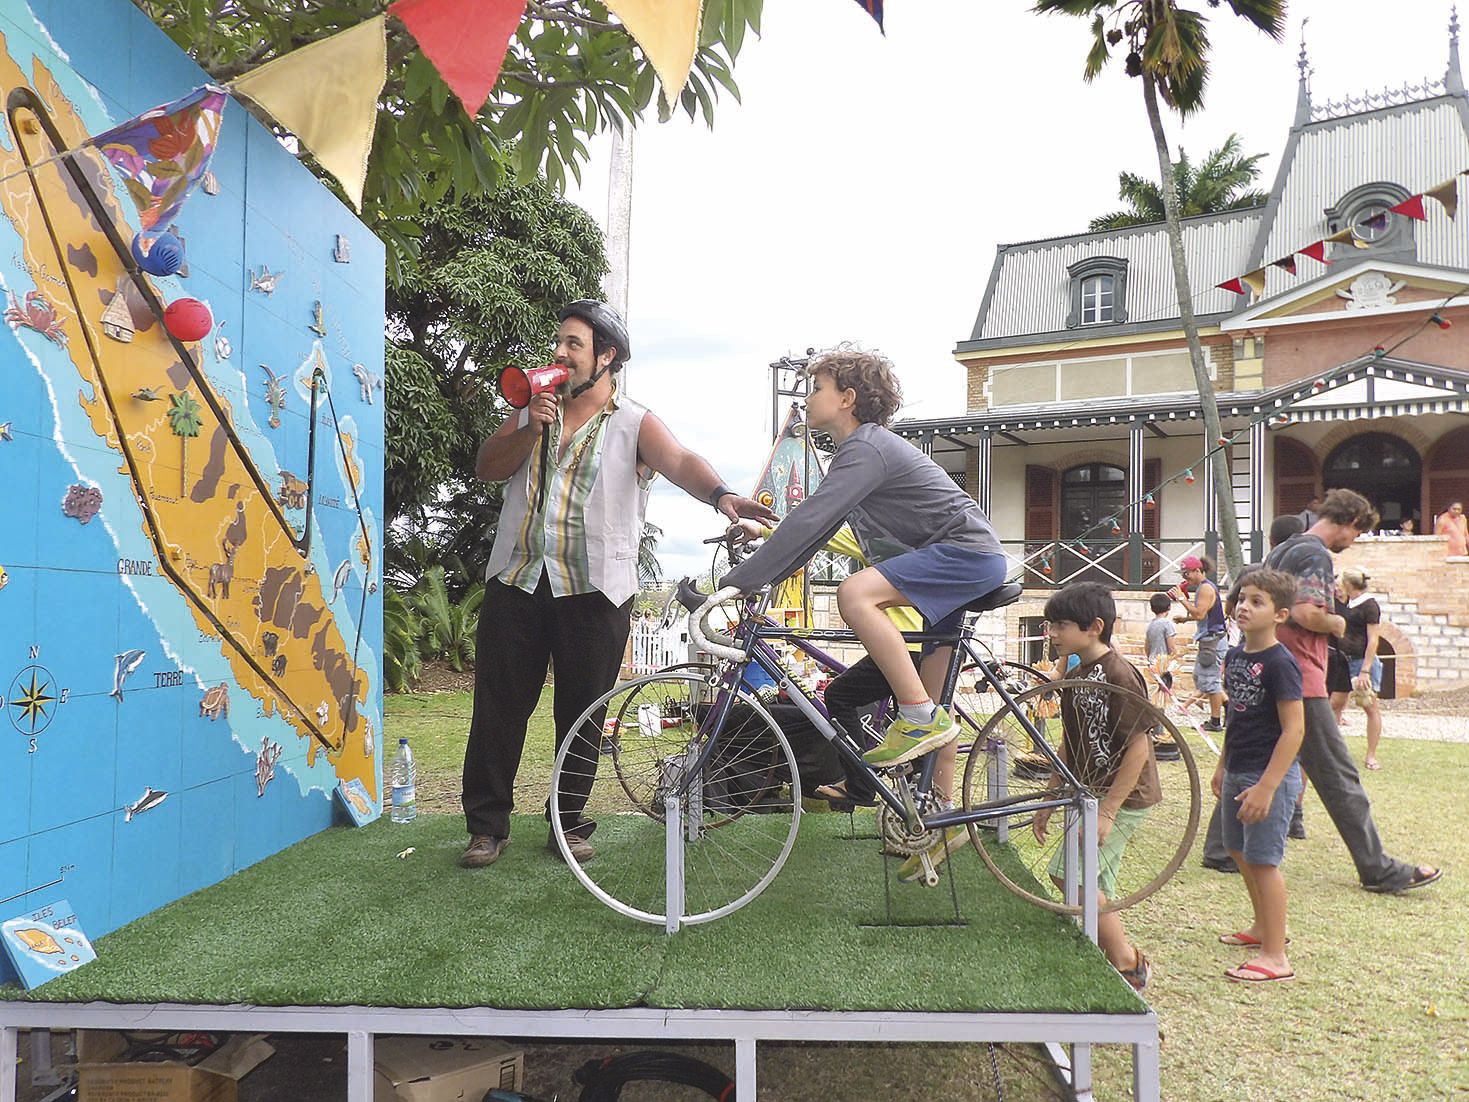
[638,522,663,588]
[1035,0,1286,578]
[1089,133,1268,230]
[167,390,203,497]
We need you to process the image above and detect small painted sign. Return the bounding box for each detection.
[335,778,376,826]
[1,898,96,989]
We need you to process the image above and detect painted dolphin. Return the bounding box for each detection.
[110,649,146,700]
[331,559,351,603]
[124,786,167,822]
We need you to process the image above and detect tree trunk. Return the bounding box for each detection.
[1141,72,1245,579]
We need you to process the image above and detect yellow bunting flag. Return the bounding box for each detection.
[1325,227,1370,249]
[1241,268,1267,296]
[1426,175,1460,221]
[606,0,703,106]
[230,15,387,211]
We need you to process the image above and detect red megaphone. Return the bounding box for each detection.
[498,364,570,408]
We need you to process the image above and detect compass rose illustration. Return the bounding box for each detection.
[7,665,58,735]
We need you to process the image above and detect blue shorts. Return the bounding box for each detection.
[1193,634,1225,694]
[872,545,1010,640]
[1219,763,1303,867]
[1347,656,1383,692]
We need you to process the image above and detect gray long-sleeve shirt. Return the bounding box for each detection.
[721,422,1003,593]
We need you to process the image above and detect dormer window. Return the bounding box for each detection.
[1325,182,1415,261]
[1067,256,1128,328]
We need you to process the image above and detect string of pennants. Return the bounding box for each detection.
[1215,170,1469,296]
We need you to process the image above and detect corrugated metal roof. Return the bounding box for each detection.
[1253,98,1469,297]
[976,213,1261,340]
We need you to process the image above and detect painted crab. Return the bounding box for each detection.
[5,291,66,345]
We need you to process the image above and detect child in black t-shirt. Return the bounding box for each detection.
[1216,568,1304,983]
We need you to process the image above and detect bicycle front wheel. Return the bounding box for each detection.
[549,671,802,926]
[960,678,1201,914]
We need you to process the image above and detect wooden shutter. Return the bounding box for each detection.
[1142,457,1162,581]
[1274,437,1319,519]
[1025,465,1058,579]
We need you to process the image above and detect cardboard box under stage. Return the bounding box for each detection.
[2,814,1159,1099]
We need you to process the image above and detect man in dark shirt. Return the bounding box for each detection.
[1263,489,1439,894]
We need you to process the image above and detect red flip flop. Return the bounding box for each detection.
[1225,962,1294,983]
[1218,932,1291,947]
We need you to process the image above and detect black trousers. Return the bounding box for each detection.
[823,652,923,801]
[462,574,632,840]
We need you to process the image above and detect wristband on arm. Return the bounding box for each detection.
[707,482,734,509]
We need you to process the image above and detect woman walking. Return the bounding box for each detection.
[1330,569,1385,770]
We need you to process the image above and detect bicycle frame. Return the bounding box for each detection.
[681,594,1085,833]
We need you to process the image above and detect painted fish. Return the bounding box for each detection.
[0,421,11,441]
[331,560,351,603]
[109,649,146,700]
[0,564,8,593]
[124,786,167,822]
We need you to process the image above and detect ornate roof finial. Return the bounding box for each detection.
[1293,17,1313,126]
[1451,4,1465,96]
[1298,16,1311,80]
[1452,5,1460,45]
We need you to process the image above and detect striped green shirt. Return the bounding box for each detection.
[498,389,621,597]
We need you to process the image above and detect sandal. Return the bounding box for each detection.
[1225,961,1294,983]
[813,781,876,808]
[1364,866,1442,894]
[1218,931,1290,947]
[1118,948,1151,992]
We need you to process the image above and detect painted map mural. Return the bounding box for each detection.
[0,0,384,977]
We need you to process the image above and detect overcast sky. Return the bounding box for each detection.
[565,0,1460,581]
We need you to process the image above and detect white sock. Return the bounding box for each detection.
[898,700,937,725]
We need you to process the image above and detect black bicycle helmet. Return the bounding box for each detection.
[558,299,631,365]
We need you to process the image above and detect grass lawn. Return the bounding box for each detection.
[387,686,1468,1101]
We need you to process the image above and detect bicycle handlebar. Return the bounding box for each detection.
[687,585,745,661]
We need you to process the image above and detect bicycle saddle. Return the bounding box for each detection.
[960,581,1024,613]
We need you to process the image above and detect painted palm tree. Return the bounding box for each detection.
[1089,133,1268,230]
[1035,0,1286,577]
[638,521,664,589]
[167,390,203,496]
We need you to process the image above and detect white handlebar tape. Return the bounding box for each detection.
[689,586,744,661]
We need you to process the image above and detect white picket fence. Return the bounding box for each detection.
[623,613,690,676]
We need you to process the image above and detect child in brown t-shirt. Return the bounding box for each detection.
[1034,582,1161,991]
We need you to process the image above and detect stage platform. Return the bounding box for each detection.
[1,813,1159,1100]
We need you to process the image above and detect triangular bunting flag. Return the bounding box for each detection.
[853,0,885,28]
[389,0,526,117]
[1271,255,1297,275]
[1389,194,1428,220]
[606,0,703,106]
[1216,277,1247,294]
[1426,176,1460,220]
[90,85,227,232]
[1299,240,1328,264]
[1241,268,1267,297]
[1325,227,1369,249]
[230,15,387,211]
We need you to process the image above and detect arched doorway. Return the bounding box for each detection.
[1323,433,1420,531]
[1061,463,1126,583]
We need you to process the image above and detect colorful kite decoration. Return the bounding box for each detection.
[91,85,227,234]
[853,0,884,29]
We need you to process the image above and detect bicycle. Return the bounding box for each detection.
[549,540,1201,928]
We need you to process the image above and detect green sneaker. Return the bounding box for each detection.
[862,707,958,767]
[897,827,967,884]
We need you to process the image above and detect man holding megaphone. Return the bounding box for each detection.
[459,299,777,871]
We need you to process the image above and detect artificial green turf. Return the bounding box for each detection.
[11,812,1142,1015]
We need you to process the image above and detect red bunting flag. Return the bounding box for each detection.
[1216,277,1246,294]
[1299,240,1329,264]
[1389,194,1428,220]
[389,0,527,117]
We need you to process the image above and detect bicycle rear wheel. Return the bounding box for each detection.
[549,671,801,926]
[961,678,1200,914]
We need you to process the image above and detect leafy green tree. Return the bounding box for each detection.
[1089,133,1267,230]
[383,586,425,691]
[135,0,763,282]
[638,521,663,588]
[384,178,608,591]
[1035,0,1285,577]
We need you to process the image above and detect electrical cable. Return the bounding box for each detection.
[572,1050,736,1101]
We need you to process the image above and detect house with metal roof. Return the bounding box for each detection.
[894,18,1469,612]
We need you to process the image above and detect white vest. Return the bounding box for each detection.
[485,398,650,607]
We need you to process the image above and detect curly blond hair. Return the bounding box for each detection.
[802,344,903,425]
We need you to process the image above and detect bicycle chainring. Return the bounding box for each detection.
[877,791,945,857]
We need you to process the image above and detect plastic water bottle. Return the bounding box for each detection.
[390,737,417,823]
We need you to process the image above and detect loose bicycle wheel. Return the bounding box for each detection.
[951,659,1055,749]
[960,678,1200,914]
[550,670,802,926]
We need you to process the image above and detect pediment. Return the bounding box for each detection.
[1221,261,1469,331]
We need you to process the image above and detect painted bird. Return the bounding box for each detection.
[133,387,163,402]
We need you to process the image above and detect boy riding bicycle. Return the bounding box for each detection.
[720,345,1009,807]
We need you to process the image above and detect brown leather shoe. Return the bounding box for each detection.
[547,828,595,862]
[459,834,508,868]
